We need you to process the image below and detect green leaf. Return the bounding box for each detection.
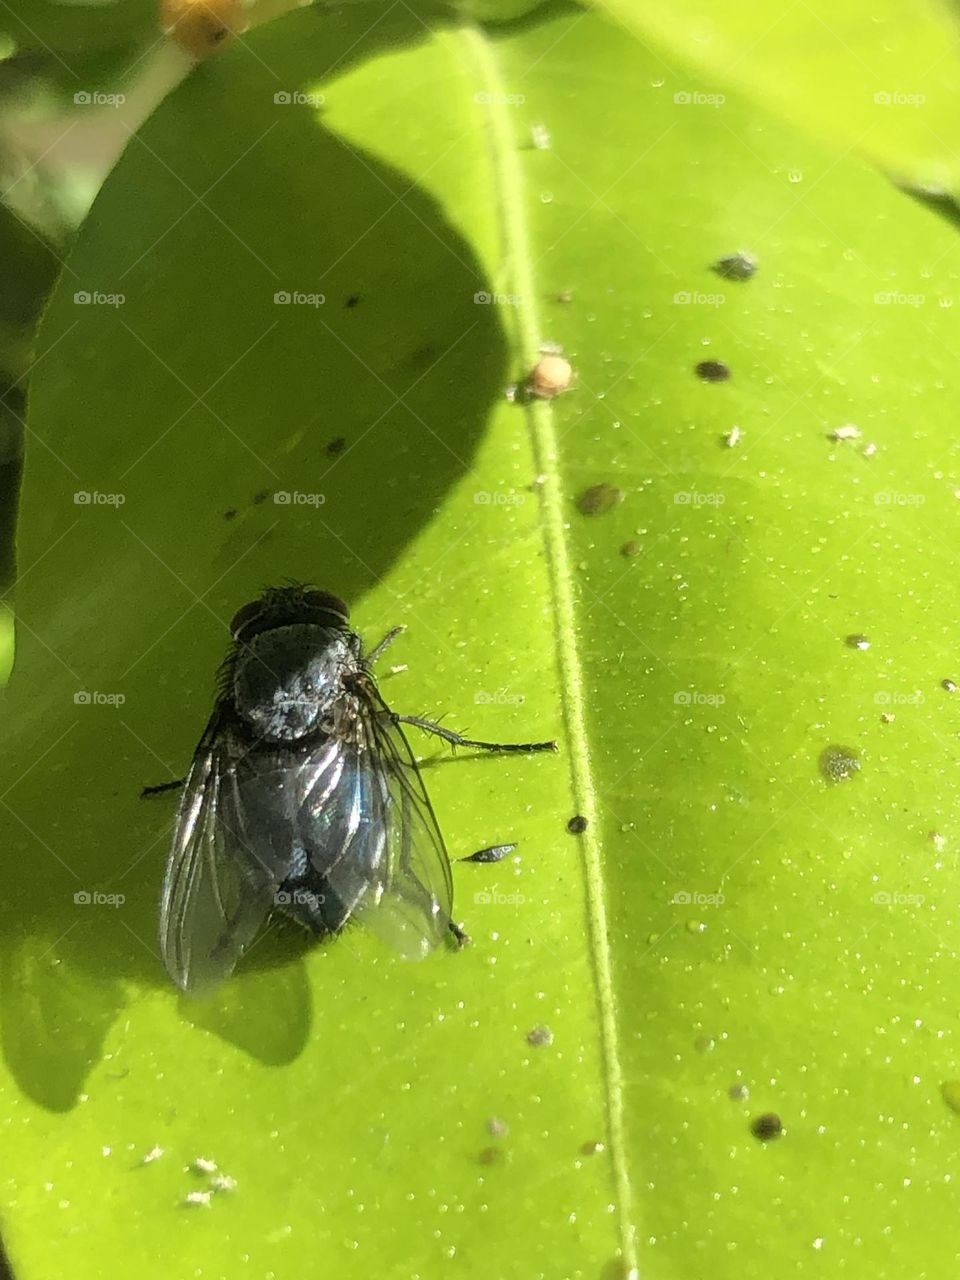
[598,0,960,187]
[6,2,960,1277]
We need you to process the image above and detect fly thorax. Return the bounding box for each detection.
[232,623,354,742]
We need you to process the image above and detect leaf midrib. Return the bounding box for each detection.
[460,18,638,1274]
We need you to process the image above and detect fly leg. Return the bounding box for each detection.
[393,714,557,754]
[141,778,185,798]
[364,625,406,669]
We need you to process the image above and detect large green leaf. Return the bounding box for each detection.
[6,2,960,1277]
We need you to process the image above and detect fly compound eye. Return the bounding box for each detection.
[303,590,349,623]
[230,599,263,640]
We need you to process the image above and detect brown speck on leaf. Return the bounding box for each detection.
[751,1112,783,1141]
[556,289,572,303]
[820,744,861,782]
[845,634,870,650]
[326,436,346,456]
[526,1025,554,1048]
[621,539,641,558]
[478,1146,505,1165]
[712,252,757,281]
[580,1140,605,1156]
[567,815,588,834]
[695,359,730,382]
[527,354,572,398]
[223,508,237,521]
[252,489,269,505]
[943,678,958,693]
[577,483,623,515]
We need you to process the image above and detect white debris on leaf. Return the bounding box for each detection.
[829,424,861,442]
[141,1146,165,1165]
[724,425,742,448]
[191,1156,218,1175]
[184,1190,213,1208]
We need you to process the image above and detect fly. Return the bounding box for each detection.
[146,585,556,994]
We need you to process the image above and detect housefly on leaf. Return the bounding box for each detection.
[148,585,556,994]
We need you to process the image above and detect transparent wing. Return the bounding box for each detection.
[317,690,453,958]
[159,711,291,995]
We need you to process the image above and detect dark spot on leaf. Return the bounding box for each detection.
[577,483,623,515]
[751,1112,783,1141]
[942,678,958,693]
[712,252,757,281]
[526,1025,554,1047]
[620,539,641,558]
[820,744,861,782]
[252,489,269,505]
[223,508,237,521]
[461,842,517,863]
[344,295,361,308]
[326,436,346,456]
[567,815,588,834]
[845,634,870,650]
[728,1083,749,1102]
[695,359,730,382]
[580,1140,604,1155]
[478,1146,505,1165]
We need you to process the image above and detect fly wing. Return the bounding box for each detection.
[160,710,293,995]
[315,689,453,958]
